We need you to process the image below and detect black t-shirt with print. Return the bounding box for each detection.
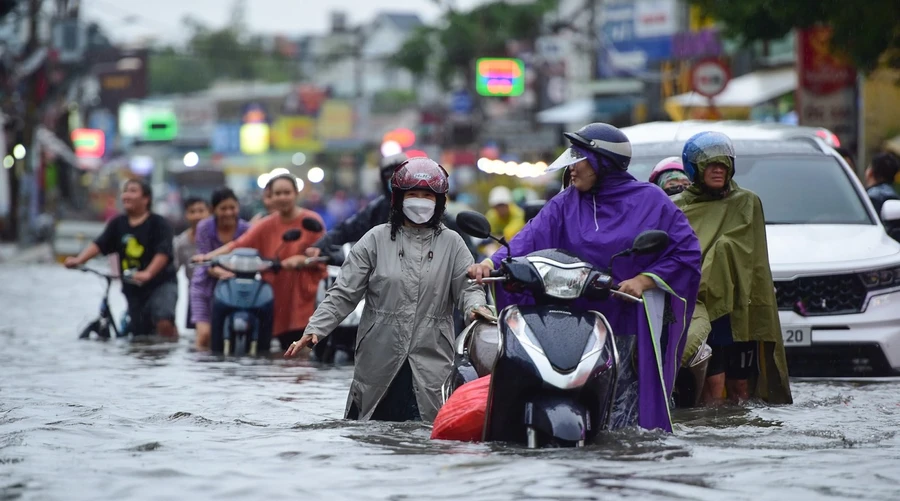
[94,213,177,298]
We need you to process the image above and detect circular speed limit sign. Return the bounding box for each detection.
[690,59,731,98]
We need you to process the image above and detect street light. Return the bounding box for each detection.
[183,151,199,168]
[13,144,26,160]
[307,167,325,183]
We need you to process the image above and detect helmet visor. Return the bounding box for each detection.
[545,148,587,174]
[684,136,736,166]
[393,167,450,193]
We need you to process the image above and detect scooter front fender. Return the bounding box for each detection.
[526,396,588,444]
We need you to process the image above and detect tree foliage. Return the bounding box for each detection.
[148,0,294,95]
[688,0,900,73]
[391,0,557,89]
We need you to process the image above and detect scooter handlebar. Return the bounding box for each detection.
[609,286,643,304]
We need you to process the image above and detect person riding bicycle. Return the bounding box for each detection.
[468,123,702,432]
[64,178,179,339]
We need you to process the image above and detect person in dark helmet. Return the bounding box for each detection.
[672,131,792,408]
[469,122,702,433]
[286,157,488,423]
[864,152,900,216]
[308,153,478,259]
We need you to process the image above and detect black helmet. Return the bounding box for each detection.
[563,123,632,171]
[380,153,408,174]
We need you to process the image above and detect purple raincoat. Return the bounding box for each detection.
[490,171,701,432]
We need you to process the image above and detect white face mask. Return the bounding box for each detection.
[402,198,436,225]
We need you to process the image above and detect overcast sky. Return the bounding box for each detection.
[80,0,490,44]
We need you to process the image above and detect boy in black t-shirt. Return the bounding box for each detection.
[65,179,179,338]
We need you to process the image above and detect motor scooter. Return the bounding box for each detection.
[200,224,319,356]
[443,211,670,448]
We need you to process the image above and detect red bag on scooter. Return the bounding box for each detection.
[431,375,490,442]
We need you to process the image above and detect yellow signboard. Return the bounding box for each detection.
[689,6,716,32]
[316,100,354,141]
[272,116,322,152]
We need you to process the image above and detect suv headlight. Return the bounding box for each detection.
[859,266,900,290]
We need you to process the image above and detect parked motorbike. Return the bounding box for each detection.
[443,210,669,448]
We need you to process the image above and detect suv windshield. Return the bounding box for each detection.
[631,155,873,225]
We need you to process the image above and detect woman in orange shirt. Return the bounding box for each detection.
[195,174,327,352]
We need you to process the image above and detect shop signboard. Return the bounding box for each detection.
[598,0,677,77]
[796,26,858,152]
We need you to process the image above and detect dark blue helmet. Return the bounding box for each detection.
[681,131,736,182]
[563,123,632,171]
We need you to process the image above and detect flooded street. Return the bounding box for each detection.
[2,263,899,501]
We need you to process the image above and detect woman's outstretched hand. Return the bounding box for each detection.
[284,333,319,358]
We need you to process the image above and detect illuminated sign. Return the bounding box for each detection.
[476,58,525,97]
[382,128,416,148]
[272,116,321,152]
[71,128,106,158]
[240,123,271,155]
[142,111,178,141]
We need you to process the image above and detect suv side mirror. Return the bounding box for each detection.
[881,199,900,223]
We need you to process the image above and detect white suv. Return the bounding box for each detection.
[622,121,900,377]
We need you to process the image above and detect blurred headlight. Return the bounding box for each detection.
[859,266,900,290]
[220,254,268,274]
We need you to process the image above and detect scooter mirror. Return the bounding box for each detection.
[456,211,492,239]
[282,229,302,242]
[631,230,669,255]
[301,217,323,233]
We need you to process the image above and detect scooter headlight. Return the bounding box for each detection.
[219,254,269,274]
[530,261,591,299]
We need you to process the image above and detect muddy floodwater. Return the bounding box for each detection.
[2,264,899,500]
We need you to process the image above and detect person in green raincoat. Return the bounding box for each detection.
[672,131,792,406]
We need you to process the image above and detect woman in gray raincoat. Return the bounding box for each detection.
[285,157,487,423]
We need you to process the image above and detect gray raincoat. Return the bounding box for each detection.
[305,223,486,422]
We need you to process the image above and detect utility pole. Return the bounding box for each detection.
[588,0,598,81]
[9,0,42,243]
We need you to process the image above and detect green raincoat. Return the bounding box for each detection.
[672,167,792,405]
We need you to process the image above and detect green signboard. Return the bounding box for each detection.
[142,111,178,142]
[475,58,525,97]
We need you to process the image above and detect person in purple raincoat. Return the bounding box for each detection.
[468,123,702,432]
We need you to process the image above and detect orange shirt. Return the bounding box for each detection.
[232,209,327,337]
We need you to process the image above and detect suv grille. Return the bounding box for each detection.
[774,274,867,316]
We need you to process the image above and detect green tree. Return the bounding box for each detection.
[688,0,900,73]
[391,0,557,90]
[148,0,294,95]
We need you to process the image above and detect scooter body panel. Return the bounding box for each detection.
[482,304,619,446]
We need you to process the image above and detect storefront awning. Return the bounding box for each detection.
[536,99,594,125]
[667,67,796,108]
